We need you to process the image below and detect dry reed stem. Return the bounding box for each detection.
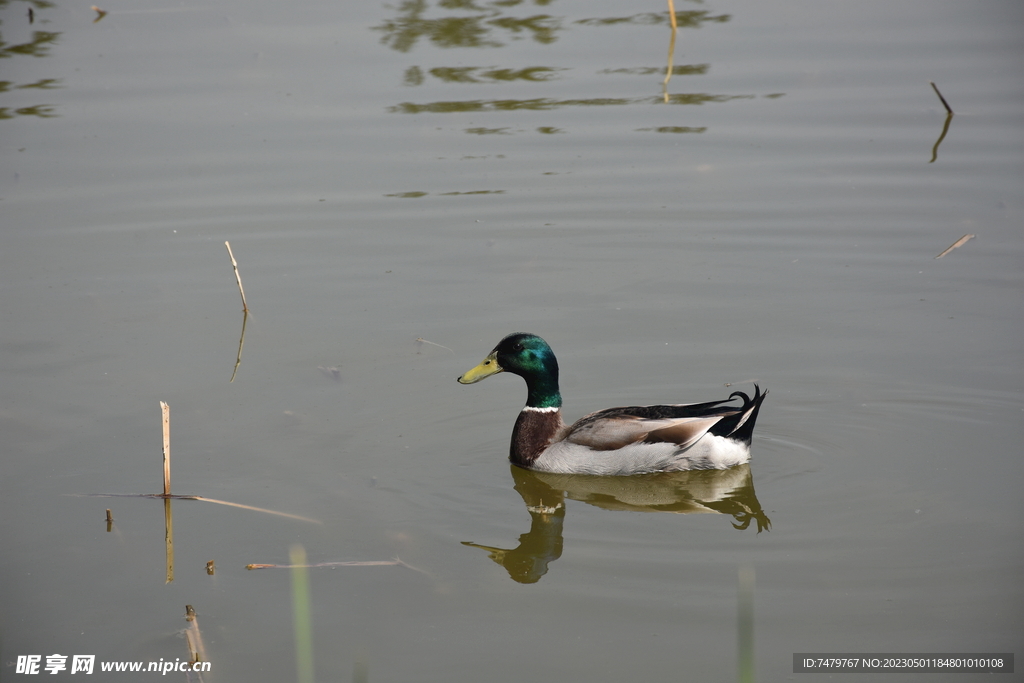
[229,310,247,382]
[160,401,170,495]
[224,241,248,312]
[935,234,975,259]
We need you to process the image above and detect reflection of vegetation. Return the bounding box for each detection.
[405,64,563,85]
[0,103,56,118]
[435,65,562,83]
[373,0,562,51]
[389,97,629,113]
[374,2,727,52]
[377,1,761,129]
[635,126,706,134]
[665,93,752,105]
[390,93,750,113]
[384,189,504,197]
[600,64,709,77]
[577,10,728,28]
[0,1,62,119]
[384,191,429,198]
[0,28,58,58]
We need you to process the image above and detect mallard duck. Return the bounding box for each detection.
[457,333,767,475]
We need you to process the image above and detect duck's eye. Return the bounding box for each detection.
[512,343,523,351]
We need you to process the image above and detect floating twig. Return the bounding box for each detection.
[82,492,323,524]
[247,557,428,576]
[415,338,454,354]
[105,508,114,532]
[929,81,953,115]
[224,241,248,313]
[91,5,107,22]
[935,233,975,259]
[206,560,215,575]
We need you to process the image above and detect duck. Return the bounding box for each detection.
[457,333,767,475]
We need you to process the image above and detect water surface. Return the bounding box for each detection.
[1,1,1022,681]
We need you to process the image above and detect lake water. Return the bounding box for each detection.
[1,0,1022,681]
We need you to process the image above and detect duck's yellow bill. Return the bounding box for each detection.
[457,353,503,384]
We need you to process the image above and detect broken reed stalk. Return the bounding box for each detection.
[224,241,248,312]
[935,233,975,259]
[160,401,171,496]
[929,81,953,115]
[667,0,676,30]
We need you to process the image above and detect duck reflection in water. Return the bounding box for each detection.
[463,463,771,584]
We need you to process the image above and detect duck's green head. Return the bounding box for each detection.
[457,333,562,409]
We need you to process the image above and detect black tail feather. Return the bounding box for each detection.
[711,384,767,446]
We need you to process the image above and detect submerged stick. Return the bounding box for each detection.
[290,545,315,683]
[184,605,209,664]
[738,565,755,683]
[929,110,953,164]
[160,402,171,495]
[929,81,953,114]
[164,498,174,584]
[225,241,248,313]
[935,233,975,259]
